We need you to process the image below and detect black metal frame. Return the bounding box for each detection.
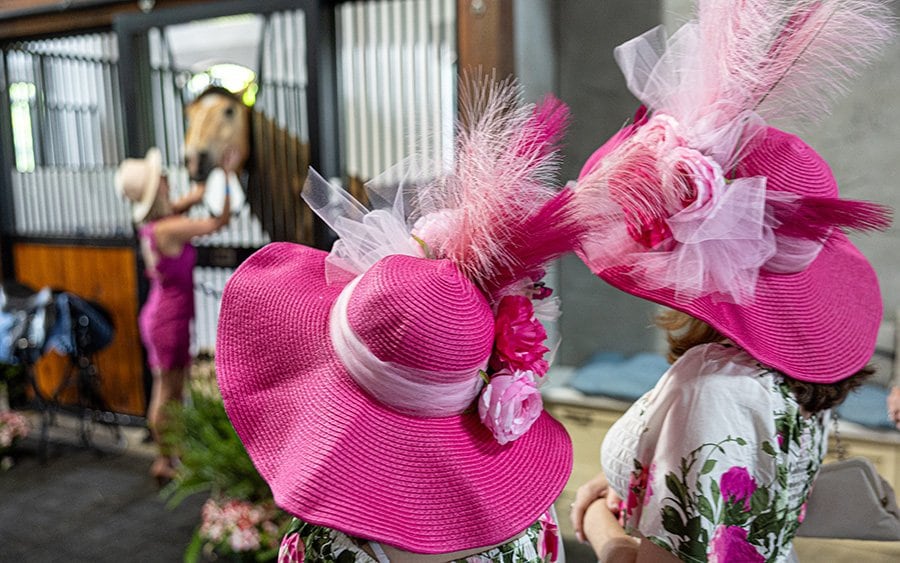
[115,0,341,258]
[0,52,16,279]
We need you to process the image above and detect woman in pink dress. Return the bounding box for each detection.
[116,147,237,482]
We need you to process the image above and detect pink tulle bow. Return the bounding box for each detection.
[478,369,543,445]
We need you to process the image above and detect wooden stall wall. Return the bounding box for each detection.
[13,243,145,416]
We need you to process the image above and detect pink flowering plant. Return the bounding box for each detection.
[477,282,556,445]
[0,410,29,455]
[194,497,284,561]
[164,361,290,562]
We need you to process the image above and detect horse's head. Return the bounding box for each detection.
[184,86,251,182]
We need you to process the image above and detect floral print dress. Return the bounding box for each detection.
[601,343,829,563]
[277,509,561,563]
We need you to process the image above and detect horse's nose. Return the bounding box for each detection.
[196,151,216,180]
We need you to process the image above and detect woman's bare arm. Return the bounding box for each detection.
[153,193,231,256]
[582,500,680,563]
[170,182,206,215]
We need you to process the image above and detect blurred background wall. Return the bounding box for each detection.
[517,0,900,369]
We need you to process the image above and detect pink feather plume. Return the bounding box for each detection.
[414,78,581,295]
[483,188,588,297]
[769,195,893,239]
[697,0,896,125]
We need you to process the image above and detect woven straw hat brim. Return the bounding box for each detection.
[130,147,162,223]
[594,231,881,383]
[216,242,573,554]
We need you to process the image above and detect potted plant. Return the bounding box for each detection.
[164,359,290,562]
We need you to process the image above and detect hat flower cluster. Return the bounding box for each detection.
[479,282,557,445]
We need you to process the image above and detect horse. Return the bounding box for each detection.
[183,86,251,182]
[183,85,313,245]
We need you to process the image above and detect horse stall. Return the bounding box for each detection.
[0,0,512,420]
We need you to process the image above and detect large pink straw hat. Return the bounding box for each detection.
[216,243,572,553]
[574,1,893,384]
[580,126,884,384]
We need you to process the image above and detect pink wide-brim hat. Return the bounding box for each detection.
[216,242,572,554]
[579,126,883,383]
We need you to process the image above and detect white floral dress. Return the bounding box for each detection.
[601,343,829,563]
[277,508,562,563]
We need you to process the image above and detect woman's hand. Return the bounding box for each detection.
[571,472,615,543]
[583,499,639,562]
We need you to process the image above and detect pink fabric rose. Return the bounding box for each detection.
[538,510,560,562]
[709,525,764,563]
[490,295,549,375]
[411,209,462,255]
[278,532,304,563]
[478,369,543,445]
[720,466,757,511]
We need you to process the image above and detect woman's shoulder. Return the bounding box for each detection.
[656,343,774,406]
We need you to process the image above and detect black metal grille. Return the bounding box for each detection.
[4,33,131,238]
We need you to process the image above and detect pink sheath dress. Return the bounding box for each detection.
[138,222,196,372]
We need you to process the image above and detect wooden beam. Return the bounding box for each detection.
[0,0,217,41]
[456,0,514,79]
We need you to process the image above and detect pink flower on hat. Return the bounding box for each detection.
[478,369,543,445]
[411,209,462,256]
[719,466,757,511]
[490,295,549,376]
[709,525,764,563]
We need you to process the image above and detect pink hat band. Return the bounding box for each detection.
[330,274,489,417]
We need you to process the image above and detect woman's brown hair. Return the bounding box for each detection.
[656,309,872,413]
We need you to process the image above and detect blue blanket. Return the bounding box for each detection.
[569,352,669,401]
[836,383,895,430]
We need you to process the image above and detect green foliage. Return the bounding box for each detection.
[0,363,28,407]
[161,366,272,508]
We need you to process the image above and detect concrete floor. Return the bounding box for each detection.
[0,413,204,563]
[0,410,596,563]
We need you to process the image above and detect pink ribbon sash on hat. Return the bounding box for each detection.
[329,276,487,417]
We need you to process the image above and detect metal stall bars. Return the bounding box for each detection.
[0,33,148,418]
[5,34,130,239]
[142,9,312,354]
[119,0,458,354]
[337,0,457,200]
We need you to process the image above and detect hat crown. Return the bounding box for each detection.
[115,157,157,203]
[346,255,494,376]
[737,128,838,198]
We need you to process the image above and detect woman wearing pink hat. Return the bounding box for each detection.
[216,82,583,562]
[116,147,239,483]
[568,1,895,561]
